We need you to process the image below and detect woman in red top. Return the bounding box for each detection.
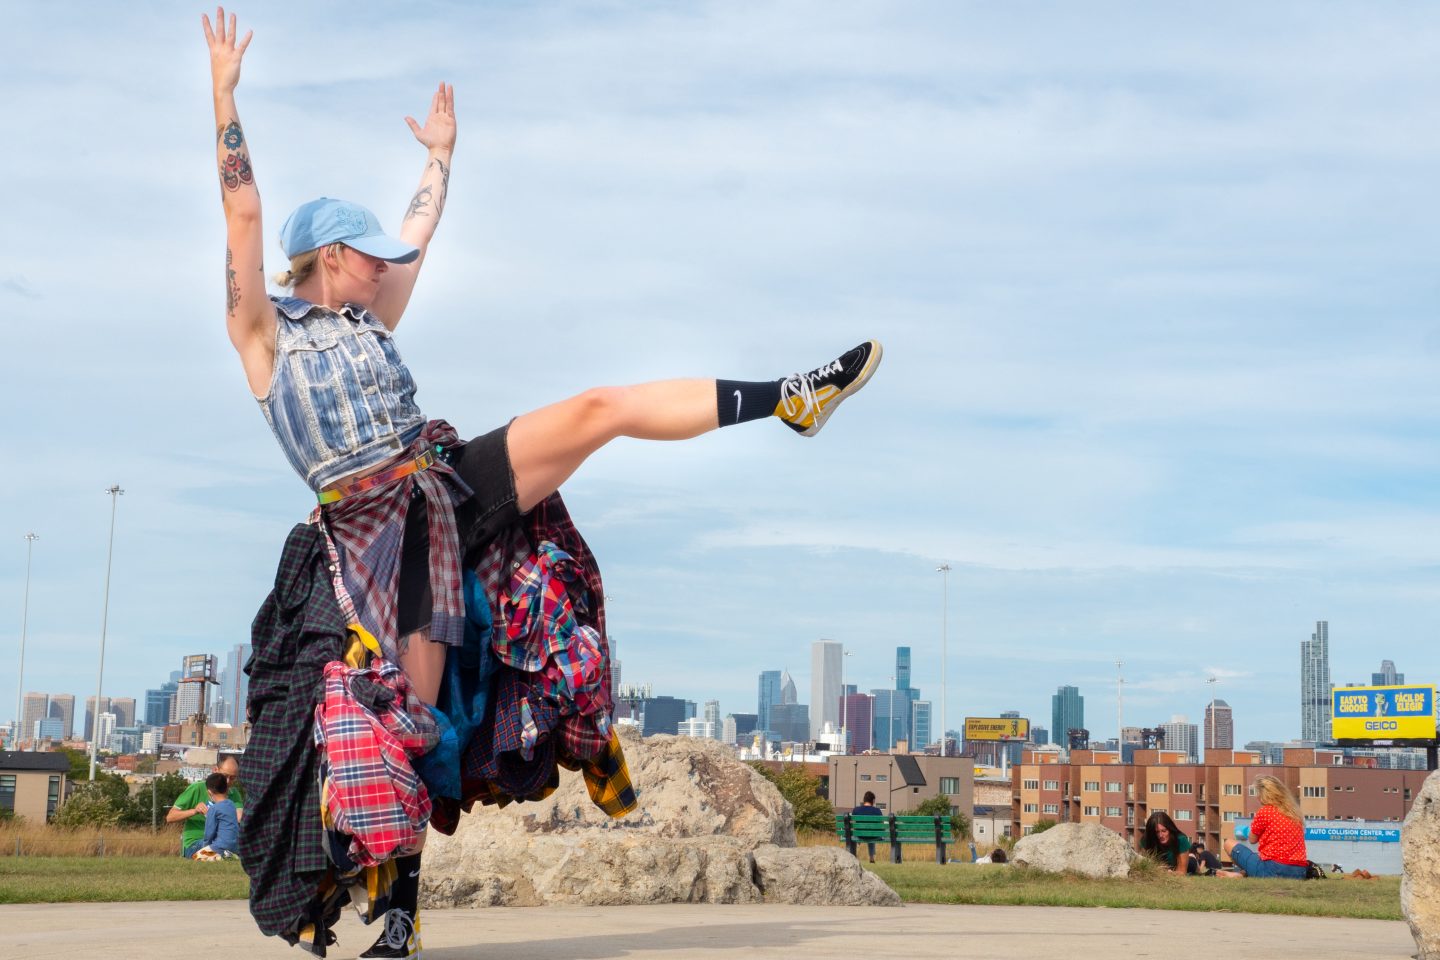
[1220,775,1309,879]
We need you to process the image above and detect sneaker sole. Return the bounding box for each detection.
[801,340,883,437]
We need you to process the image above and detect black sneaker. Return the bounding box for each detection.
[776,340,883,437]
[359,909,422,959]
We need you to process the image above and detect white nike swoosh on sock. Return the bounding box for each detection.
[734,389,742,422]
[408,869,420,878]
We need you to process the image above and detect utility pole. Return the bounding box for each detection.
[1116,658,1124,754]
[12,533,38,750]
[89,485,123,781]
[1207,676,1219,759]
[937,563,951,755]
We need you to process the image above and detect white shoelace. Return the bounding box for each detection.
[383,909,415,950]
[779,358,843,420]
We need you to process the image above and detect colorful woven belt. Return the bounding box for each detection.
[317,447,437,505]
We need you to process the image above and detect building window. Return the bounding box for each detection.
[939,777,959,794]
[1105,781,1122,792]
[1248,785,1257,796]
[859,774,871,781]
[1084,781,1100,792]
[1151,783,1168,794]
[1023,803,1038,813]
[1222,811,1239,821]
[1223,784,1243,796]
[1173,783,1193,795]
[47,776,61,822]
[1002,824,1012,837]
[1043,804,1059,815]
[1106,806,1123,817]
[1043,780,1059,790]
[1083,805,1100,817]
[875,775,888,782]
[0,775,14,813]
[1023,825,1035,836]
[1175,810,1192,821]
[1303,786,1326,798]
[1023,779,1039,790]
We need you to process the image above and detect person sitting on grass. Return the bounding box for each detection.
[1138,811,1192,874]
[191,772,241,861]
[1217,775,1309,879]
[1189,840,1221,876]
[168,755,244,858]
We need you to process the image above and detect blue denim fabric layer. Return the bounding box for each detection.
[258,296,427,491]
[1229,842,1308,878]
[413,569,497,801]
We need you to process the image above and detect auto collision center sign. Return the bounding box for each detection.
[1331,685,1436,741]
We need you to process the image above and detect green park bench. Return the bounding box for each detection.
[834,813,953,864]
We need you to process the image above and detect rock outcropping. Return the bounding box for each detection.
[1402,770,1440,958]
[420,727,899,908]
[1011,822,1137,879]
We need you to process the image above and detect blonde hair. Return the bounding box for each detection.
[273,242,345,288]
[1255,775,1302,824]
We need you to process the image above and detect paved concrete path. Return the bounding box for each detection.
[0,901,1418,960]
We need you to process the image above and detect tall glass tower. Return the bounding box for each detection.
[1051,685,1085,749]
[1300,620,1332,742]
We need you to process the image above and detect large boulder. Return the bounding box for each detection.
[1402,770,1440,959]
[420,727,898,907]
[1011,822,1137,879]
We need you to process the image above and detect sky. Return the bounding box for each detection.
[1,2,1438,749]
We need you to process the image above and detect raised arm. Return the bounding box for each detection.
[204,7,274,396]
[369,83,456,330]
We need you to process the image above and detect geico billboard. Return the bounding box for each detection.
[964,717,1030,741]
[1331,685,1436,740]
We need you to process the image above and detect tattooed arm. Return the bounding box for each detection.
[204,7,274,396]
[370,83,456,331]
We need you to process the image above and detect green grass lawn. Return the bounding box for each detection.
[0,857,250,904]
[865,861,1403,921]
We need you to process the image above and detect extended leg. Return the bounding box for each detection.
[507,341,882,512]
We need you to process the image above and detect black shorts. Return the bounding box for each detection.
[395,423,521,637]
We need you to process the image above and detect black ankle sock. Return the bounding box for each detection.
[716,379,782,428]
[391,852,421,915]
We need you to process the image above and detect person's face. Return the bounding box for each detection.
[325,244,389,305]
[216,759,239,786]
[1154,821,1171,844]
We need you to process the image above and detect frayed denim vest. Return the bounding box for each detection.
[258,296,426,491]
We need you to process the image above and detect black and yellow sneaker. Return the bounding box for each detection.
[359,909,422,959]
[776,340,883,437]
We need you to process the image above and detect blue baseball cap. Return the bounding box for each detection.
[278,198,419,264]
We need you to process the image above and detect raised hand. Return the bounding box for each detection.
[202,6,253,94]
[405,83,456,155]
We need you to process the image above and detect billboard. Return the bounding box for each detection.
[964,717,1030,742]
[1331,685,1436,741]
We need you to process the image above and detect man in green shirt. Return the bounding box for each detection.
[166,756,245,857]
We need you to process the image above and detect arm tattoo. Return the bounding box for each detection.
[217,119,254,193]
[226,247,240,317]
[404,185,433,221]
[431,156,450,210]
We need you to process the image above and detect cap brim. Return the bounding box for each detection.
[346,233,421,264]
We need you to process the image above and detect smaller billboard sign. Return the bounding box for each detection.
[964,717,1030,742]
[1331,685,1436,741]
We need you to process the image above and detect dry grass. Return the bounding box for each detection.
[0,822,181,858]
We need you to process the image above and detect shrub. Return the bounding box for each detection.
[52,783,126,829]
[748,762,834,832]
[911,795,971,839]
[1030,818,1057,835]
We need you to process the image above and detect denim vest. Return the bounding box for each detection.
[258,296,426,491]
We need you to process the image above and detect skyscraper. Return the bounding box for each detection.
[145,683,177,727]
[703,699,720,729]
[1051,686,1084,748]
[841,693,873,753]
[810,639,843,742]
[911,700,932,750]
[47,694,75,740]
[1372,660,1404,686]
[757,670,781,738]
[21,693,47,745]
[1160,715,1199,761]
[770,702,811,743]
[111,697,136,729]
[779,670,798,706]
[871,688,906,751]
[1204,699,1234,752]
[1301,620,1332,742]
[896,647,912,692]
[83,696,112,743]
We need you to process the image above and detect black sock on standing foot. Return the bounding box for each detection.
[391,852,421,915]
[716,379,782,428]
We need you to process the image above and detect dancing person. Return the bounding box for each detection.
[1138,810,1192,874]
[204,9,881,957]
[1218,775,1309,879]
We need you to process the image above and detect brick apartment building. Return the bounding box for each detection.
[1011,746,1430,852]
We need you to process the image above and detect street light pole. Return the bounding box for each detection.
[89,485,123,781]
[12,533,38,750]
[1206,676,1218,759]
[937,563,951,756]
[1116,658,1124,752]
[841,648,852,755]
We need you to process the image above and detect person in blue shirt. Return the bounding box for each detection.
[196,772,240,860]
[852,791,884,863]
